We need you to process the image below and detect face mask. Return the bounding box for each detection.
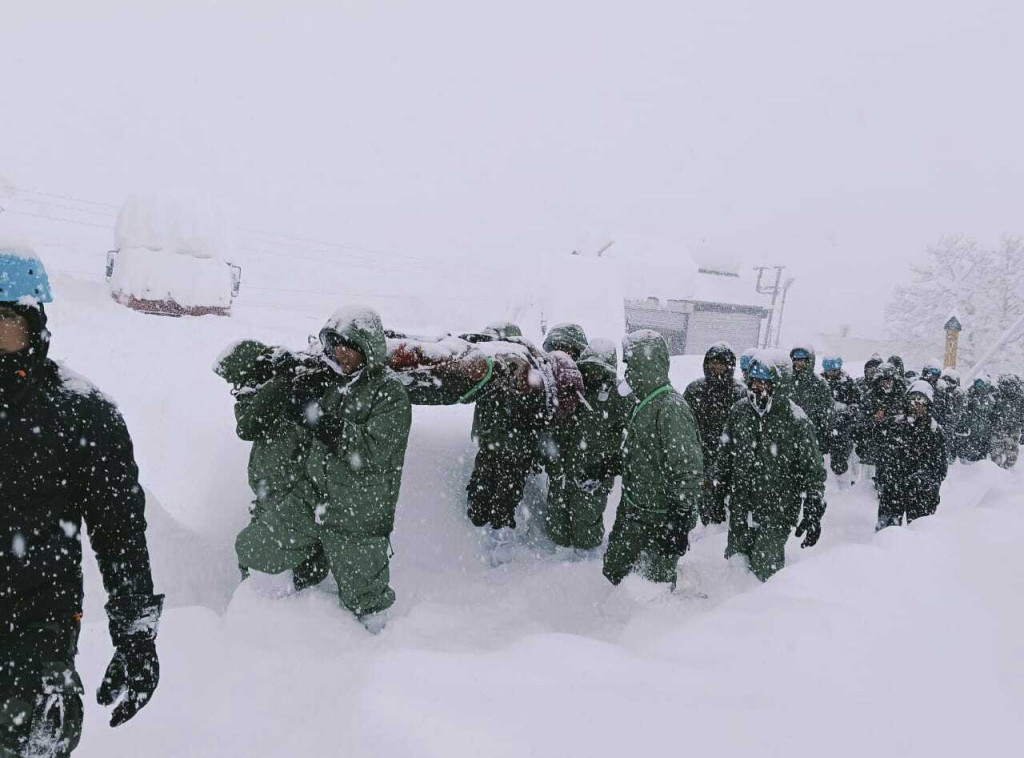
[747,384,774,415]
[0,350,32,400]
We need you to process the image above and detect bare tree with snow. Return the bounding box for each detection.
[886,234,1024,373]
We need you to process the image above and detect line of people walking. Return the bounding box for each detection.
[217,314,835,622]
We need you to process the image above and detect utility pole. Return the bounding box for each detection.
[943,316,962,368]
[773,277,797,347]
[755,265,785,348]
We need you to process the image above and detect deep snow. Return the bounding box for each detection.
[17,250,1024,757]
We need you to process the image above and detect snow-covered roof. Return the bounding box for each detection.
[115,193,235,260]
[688,242,745,276]
[689,268,769,309]
[604,236,767,309]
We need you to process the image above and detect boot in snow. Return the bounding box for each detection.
[359,610,389,635]
[487,526,517,567]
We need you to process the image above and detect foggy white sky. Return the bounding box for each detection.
[2,0,1022,338]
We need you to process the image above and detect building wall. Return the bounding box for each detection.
[625,303,689,355]
[686,307,763,356]
[625,299,765,356]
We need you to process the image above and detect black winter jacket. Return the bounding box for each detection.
[875,413,948,494]
[1,360,156,629]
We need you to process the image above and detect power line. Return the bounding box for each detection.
[4,209,113,230]
[9,184,518,276]
[13,186,121,209]
[11,198,118,219]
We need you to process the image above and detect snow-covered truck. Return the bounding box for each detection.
[106,194,242,316]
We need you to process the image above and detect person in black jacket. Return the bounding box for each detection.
[1,250,162,757]
[683,343,745,524]
[874,380,948,530]
[851,361,905,468]
[821,355,861,475]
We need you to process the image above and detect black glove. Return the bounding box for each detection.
[794,515,820,548]
[794,494,825,548]
[288,369,336,426]
[98,595,163,727]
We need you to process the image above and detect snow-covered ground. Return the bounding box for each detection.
[26,251,1024,757]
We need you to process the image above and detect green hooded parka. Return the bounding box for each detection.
[545,339,631,549]
[233,307,412,618]
[602,330,703,586]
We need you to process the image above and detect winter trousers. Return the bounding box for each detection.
[876,485,939,531]
[544,473,611,550]
[989,433,1020,470]
[466,442,534,529]
[725,514,791,582]
[235,496,396,618]
[603,510,680,586]
[1,619,83,758]
[824,424,854,475]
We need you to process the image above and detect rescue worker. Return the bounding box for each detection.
[544,339,630,552]
[821,355,860,475]
[1,248,162,756]
[875,381,948,529]
[233,307,412,632]
[603,331,702,587]
[683,343,745,524]
[713,358,827,581]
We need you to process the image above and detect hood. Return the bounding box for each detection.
[789,343,817,373]
[483,320,523,341]
[546,350,584,420]
[319,306,388,374]
[998,373,1023,398]
[887,354,906,375]
[623,329,670,398]
[907,379,934,403]
[578,337,618,382]
[749,349,794,403]
[703,342,737,381]
[872,361,901,391]
[543,322,588,358]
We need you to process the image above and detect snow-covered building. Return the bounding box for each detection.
[621,246,771,356]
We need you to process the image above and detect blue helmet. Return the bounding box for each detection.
[790,347,810,360]
[822,356,842,372]
[739,354,753,371]
[0,251,53,304]
[748,361,774,382]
